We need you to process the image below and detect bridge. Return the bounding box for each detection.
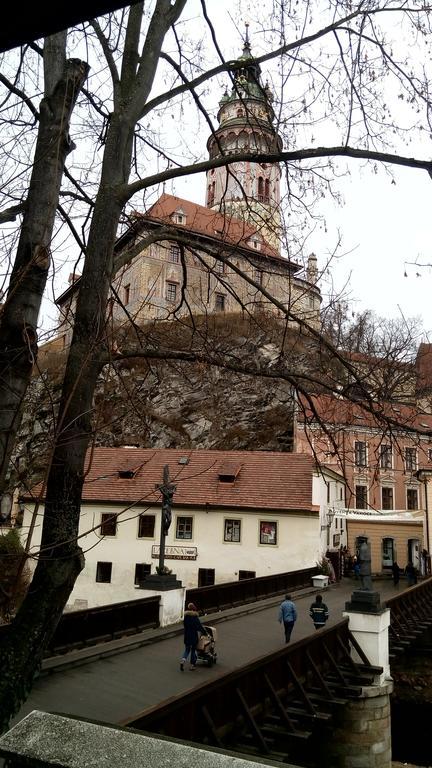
[5,574,432,768]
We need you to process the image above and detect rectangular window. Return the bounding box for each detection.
[354,441,367,467]
[134,563,151,585]
[405,447,417,472]
[224,519,241,543]
[176,516,193,540]
[380,444,393,470]
[239,570,256,580]
[355,485,368,510]
[100,513,118,537]
[138,514,155,538]
[198,568,215,587]
[166,281,178,302]
[215,293,225,312]
[215,260,225,274]
[170,245,180,263]
[254,269,263,285]
[382,487,394,510]
[429,448,432,462]
[259,520,277,545]
[407,488,419,510]
[123,284,130,305]
[96,561,112,583]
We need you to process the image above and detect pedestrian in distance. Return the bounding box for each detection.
[391,561,400,587]
[309,594,329,630]
[405,561,418,587]
[278,594,297,644]
[180,602,205,671]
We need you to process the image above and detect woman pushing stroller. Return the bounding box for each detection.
[180,602,205,671]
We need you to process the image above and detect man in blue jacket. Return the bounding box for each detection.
[278,594,297,643]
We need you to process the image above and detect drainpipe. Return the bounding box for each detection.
[417,469,431,556]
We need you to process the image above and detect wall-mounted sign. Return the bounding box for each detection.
[151,545,197,561]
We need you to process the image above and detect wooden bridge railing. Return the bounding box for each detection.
[385,576,432,658]
[185,566,319,614]
[0,593,160,655]
[121,619,380,766]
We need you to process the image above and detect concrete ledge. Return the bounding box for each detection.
[0,711,296,768]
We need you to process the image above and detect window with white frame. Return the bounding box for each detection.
[354,441,367,468]
[380,444,393,470]
[355,485,368,510]
[382,486,394,510]
[224,519,241,543]
[405,447,417,472]
[259,520,277,545]
[176,516,193,540]
[138,514,155,538]
[407,488,419,510]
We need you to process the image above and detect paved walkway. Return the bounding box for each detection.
[15,578,401,727]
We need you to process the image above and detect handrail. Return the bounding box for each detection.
[185,566,319,614]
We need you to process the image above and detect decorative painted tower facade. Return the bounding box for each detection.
[206,29,283,253]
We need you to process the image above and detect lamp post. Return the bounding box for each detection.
[157,464,176,574]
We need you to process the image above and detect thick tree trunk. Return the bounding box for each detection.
[0,43,88,491]
[0,0,187,731]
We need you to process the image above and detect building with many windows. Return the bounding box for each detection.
[55,37,321,346]
[294,393,432,574]
[19,448,343,608]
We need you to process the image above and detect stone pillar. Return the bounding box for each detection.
[325,682,393,768]
[329,589,393,768]
[343,605,391,685]
[136,575,185,628]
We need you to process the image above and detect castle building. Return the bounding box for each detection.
[56,37,321,343]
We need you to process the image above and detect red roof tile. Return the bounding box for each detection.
[141,193,282,260]
[27,449,317,512]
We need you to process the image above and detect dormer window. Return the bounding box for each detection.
[249,237,261,251]
[172,209,186,225]
[218,462,241,483]
[118,469,135,479]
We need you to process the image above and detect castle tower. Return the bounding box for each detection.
[206,27,283,253]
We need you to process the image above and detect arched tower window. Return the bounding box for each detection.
[264,179,270,203]
[257,177,264,202]
[208,182,215,207]
[237,108,244,118]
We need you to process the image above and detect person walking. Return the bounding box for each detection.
[391,561,400,587]
[405,561,417,587]
[180,602,205,671]
[309,594,329,630]
[278,594,297,644]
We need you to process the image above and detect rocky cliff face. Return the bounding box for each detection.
[13,332,301,488]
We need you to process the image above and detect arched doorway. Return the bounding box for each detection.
[408,538,421,570]
[382,537,395,570]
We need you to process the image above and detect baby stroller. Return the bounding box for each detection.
[196,625,218,667]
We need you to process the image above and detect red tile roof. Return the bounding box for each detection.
[297,393,432,433]
[140,193,283,261]
[27,449,318,512]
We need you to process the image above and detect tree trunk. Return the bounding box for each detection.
[0,39,88,491]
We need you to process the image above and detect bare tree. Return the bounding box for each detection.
[1,0,432,728]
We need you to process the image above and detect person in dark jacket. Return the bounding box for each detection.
[405,561,417,587]
[278,594,297,643]
[391,561,400,587]
[180,602,205,671]
[309,594,329,630]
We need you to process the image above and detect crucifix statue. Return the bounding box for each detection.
[157,464,176,573]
